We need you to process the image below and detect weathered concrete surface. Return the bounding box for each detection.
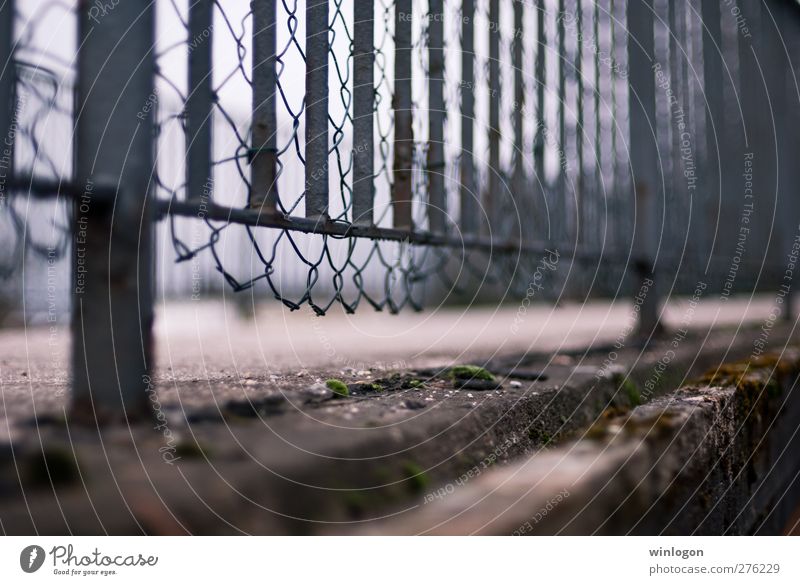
[0,319,798,534]
[349,351,800,535]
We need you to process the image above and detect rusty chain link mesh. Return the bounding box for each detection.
[154,0,472,315]
[0,0,643,313]
[7,0,770,314]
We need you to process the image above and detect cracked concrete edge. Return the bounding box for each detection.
[1,324,797,535]
[345,349,800,535]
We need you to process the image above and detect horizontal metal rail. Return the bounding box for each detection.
[156,197,665,268]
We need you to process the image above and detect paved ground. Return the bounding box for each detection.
[0,294,788,423]
[1,294,787,377]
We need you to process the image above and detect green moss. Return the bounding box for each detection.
[402,461,430,494]
[527,427,552,445]
[622,377,641,406]
[449,365,495,382]
[326,378,349,397]
[695,354,790,405]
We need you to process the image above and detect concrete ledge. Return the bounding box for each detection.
[0,325,797,534]
[350,350,800,535]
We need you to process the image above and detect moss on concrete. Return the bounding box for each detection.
[326,379,349,397]
[449,365,495,382]
[402,461,430,494]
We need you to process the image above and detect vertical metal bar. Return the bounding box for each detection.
[305,0,329,219]
[574,0,584,244]
[668,0,681,246]
[512,0,525,236]
[772,1,795,320]
[685,2,703,278]
[737,2,764,285]
[393,0,413,229]
[610,0,623,251]
[73,1,156,420]
[627,0,662,334]
[460,0,477,234]
[556,0,566,240]
[427,0,445,232]
[486,0,500,235]
[186,0,214,203]
[593,0,602,249]
[0,0,13,195]
[700,0,722,265]
[534,0,546,239]
[251,0,279,210]
[353,0,374,225]
[533,0,545,189]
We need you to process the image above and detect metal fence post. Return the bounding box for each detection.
[251,0,279,210]
[534,0,546,234]
[393,0,413,229]
[574,0,584,245]
[0,0,13,194]
[773,0,798,320]
[556,0,566,241]
[511,0,524,241]
[73,1,156,421]
[352,0,374,226]
[305,0,329,220]
[627,0,662,335]
[486,0,500,235]
[186,0,214,203]
[427,0,446,233]
[460,0,477,235]
[700,0,722,267]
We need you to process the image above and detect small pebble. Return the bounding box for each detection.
[510,380,522,388]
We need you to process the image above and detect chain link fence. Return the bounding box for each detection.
[1,0,799,417]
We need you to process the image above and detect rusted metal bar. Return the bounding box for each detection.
[156,197,634,262]
[534,0,546,236]
[700,0,722,264]
[574,0,584,244]
[556,0,566,240]
[186,0,214,203]
[511,0,525,241]
[305,0,329,219]
[487,0,500,234]
[392,0,413,229]
[427,0,446,233]
[460,0,477,234]
[73,0,156,421]
[251,0,279,209]
[627,0,662,334]
[352,0,375,225]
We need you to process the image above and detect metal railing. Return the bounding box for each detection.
[1,0,799,420]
